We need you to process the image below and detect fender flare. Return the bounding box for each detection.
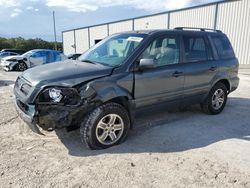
[87,81,136,127]
[211,77,231,91]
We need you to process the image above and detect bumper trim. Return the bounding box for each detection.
[15,100,44,135]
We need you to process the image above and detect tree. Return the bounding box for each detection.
[0,37,63,52]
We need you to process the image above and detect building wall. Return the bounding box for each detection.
[169,5,216,29]
[62,31,75,56]
[134,14,168,30]
[217,0,250,65]
[75,28,89,53]
[63,0,249,65]
[89,25,108,47]
[108,20,133,35]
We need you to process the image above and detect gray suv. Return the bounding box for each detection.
[14,27,239,149]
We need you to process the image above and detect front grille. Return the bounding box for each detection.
[17,99,29,112]
[15,77,32,96]
[20,83,31,96]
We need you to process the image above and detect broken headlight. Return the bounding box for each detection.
[49,88,62,103]
[37,87,81,105]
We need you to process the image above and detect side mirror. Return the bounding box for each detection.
[139,59,156,70]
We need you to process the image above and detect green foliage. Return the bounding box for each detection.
[0,37,62,52]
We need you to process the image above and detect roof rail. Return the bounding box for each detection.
[174,27,222,33]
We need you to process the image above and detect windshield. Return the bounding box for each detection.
[0,52,7,57]
[78,33,147,67]
[22,50,34,57]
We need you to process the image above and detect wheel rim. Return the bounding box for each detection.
[212,89,225,110]
[96,114,124,145]
[18,63,26,71]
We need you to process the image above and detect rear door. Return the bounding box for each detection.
[134,34,185,108]
[182,34,217,102]
[29,51,47,67]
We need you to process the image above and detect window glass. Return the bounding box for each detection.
[183,36,209,62]
[78,34,146,67]
[141,36,180,66]
[32,51,47,58]
[0,52,8,57]
[212,36,235,59]
[47,51,61,63]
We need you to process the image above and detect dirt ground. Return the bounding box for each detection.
[0,69,250,188]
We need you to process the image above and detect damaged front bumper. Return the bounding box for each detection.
[1,61,16,71]
[15,99,43,134]
[15,98,97,135]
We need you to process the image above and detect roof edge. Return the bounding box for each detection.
[62,0,240,33]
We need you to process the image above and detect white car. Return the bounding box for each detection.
[0,52,19,60]
[1,49,67,71]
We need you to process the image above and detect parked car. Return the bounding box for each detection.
[1,49,67,71]
[0,51,19,60]
[1,49,26,55]
[14,28,239,149]
[67,53,82,60]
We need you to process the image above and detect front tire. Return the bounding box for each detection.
[201,82,228,115]
[80,102,130,150]
[15,61,27,71]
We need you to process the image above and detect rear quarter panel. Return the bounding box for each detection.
[211,58,239,91]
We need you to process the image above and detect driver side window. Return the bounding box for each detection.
[31,51,46,58]
[141,36,180,67]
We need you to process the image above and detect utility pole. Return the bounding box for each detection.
[53,11,57,50]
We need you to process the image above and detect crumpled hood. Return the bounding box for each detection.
[21,60,113,87]
[1,55,23,66]
[2,55,24,61]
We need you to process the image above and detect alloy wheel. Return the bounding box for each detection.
[96,114,124,145]
[212,88,225,110]
[18,62,26,71]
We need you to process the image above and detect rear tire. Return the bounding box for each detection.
[201,82,228,115]
[15,61,27,71]
[80,102,130,150]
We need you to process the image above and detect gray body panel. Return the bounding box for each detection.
[134,63,185,108]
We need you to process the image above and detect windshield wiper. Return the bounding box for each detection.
[80,59,96,64]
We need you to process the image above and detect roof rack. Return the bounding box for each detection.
[174,27,222,33]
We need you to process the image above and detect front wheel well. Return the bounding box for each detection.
[107,96,130,112]
[106,96,135,129]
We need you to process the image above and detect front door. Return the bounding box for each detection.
[134,35,185,108]
[29,51,47,67]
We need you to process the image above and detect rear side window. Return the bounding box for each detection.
[183,36,212,62]
[32,51,47,58]
[212,35,235,59]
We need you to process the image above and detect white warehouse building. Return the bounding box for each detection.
[62,0,250,67]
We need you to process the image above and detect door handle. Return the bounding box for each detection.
[172,71,183,77]
[209,66,217,71]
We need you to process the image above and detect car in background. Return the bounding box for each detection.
[67,53,82,60]
[0,51,19,60]
[1,49,26,55]
[1,49,67,71]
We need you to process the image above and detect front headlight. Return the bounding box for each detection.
[49,88,62,102]
[6,59,17,62]
[37,87,80,105]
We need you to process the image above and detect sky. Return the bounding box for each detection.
[0,0,221,41]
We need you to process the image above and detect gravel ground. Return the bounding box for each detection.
[0,69,250,188]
